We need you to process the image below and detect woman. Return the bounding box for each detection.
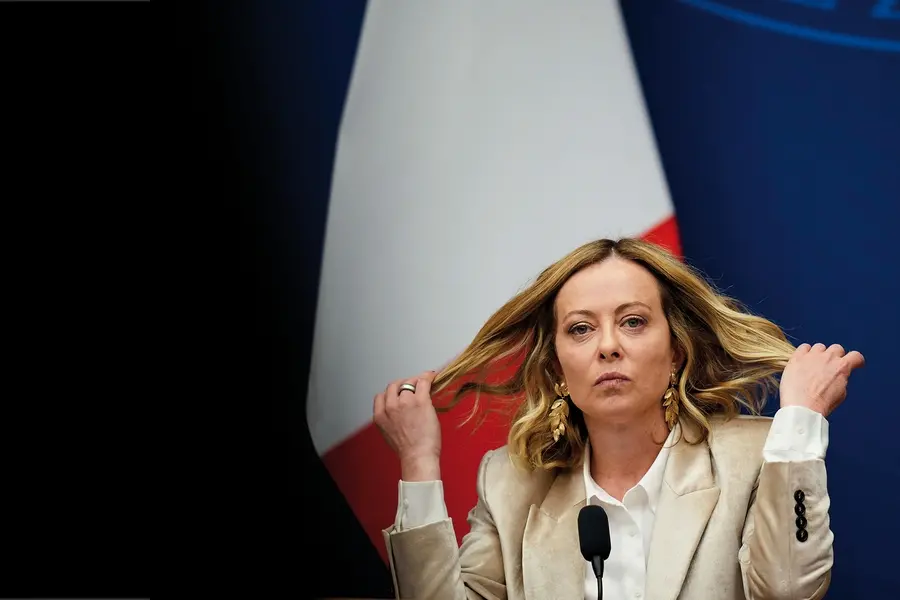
[373,238,863,600]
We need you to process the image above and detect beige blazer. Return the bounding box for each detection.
[382,415,833,600]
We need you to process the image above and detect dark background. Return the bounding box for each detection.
[1,2,149,598]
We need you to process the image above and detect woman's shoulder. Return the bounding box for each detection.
[479,445,552,481]
[706,413,773,463]
[477,445,558,501]
[709,412,774,434]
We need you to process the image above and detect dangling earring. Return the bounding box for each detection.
[549,381,570,442]
[663,367,680,430]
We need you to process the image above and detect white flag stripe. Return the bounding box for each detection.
[307,0,674,455]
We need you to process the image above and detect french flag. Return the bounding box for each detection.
[304,1,679,566]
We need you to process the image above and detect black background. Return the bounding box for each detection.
[186,1,392,598]
[1,1,150,598]
[190,1,396,596]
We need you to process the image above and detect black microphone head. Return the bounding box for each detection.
[578,504,611,561]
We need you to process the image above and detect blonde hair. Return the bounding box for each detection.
[431,238,796,471]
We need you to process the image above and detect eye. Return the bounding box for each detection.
[623,316,646,329]
[568,323,592,336]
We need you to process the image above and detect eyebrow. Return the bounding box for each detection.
[562,302,652,321]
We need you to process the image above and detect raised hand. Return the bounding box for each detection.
[779,343,865,417]
[373,370,442,481]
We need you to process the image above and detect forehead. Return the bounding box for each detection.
[555,257,662,314]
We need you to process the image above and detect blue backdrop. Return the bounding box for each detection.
[621,3,899,595]
[243,1,900,597]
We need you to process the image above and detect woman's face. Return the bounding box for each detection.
[553,257,678,427]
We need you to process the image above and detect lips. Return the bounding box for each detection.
[594,372,630,386]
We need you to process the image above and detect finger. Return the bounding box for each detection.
[841,350,866,372]
[826,343,845,358]
[794,343,812,356]
[811,342,827,353]
[415,371,438,401]
[397,377,419,399]
[385,381,400,410]
[388,376,409,391]
[373,392,386,419]
[397,377,418,406]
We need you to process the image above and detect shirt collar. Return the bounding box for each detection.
[582,426,675,514]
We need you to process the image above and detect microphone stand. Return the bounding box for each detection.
[591,556,604,600]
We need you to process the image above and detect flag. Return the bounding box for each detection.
[304,0,679,564]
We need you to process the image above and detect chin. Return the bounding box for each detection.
[578,396,637,421]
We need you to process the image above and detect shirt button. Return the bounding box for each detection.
[403,499,409,508]
[797,427,805,435]
[630,529,637,537]
[635,591,643,598]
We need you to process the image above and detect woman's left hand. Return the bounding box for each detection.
[779,343,866,417]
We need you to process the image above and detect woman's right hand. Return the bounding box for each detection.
[373,370,442,481]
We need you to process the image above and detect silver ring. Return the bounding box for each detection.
[399,383,417,394]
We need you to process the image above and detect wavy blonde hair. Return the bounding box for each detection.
[431,238,796,471]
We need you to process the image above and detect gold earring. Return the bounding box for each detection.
[663,368,680,430]
[549,381,570,442]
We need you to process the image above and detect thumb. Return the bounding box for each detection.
[841,350,865,373]
[416,370,439,396]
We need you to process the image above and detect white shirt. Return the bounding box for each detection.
[581,427,672,600]
[396,406,829,600]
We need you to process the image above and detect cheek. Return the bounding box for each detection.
[629,337,673,388]
[556,344,592,379]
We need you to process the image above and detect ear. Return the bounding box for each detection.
[550,355,564,382]
[672,343,686,373]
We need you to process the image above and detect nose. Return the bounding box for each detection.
[597,327,622,360]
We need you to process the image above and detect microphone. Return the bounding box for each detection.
[578,504,611,600]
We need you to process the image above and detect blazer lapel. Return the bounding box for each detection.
[645,424,721,600]
[522,467,586,600]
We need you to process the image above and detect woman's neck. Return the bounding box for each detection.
[584,410,669,501]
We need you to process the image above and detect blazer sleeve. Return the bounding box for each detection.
[738,455,834,599]
[382,449,507,600]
